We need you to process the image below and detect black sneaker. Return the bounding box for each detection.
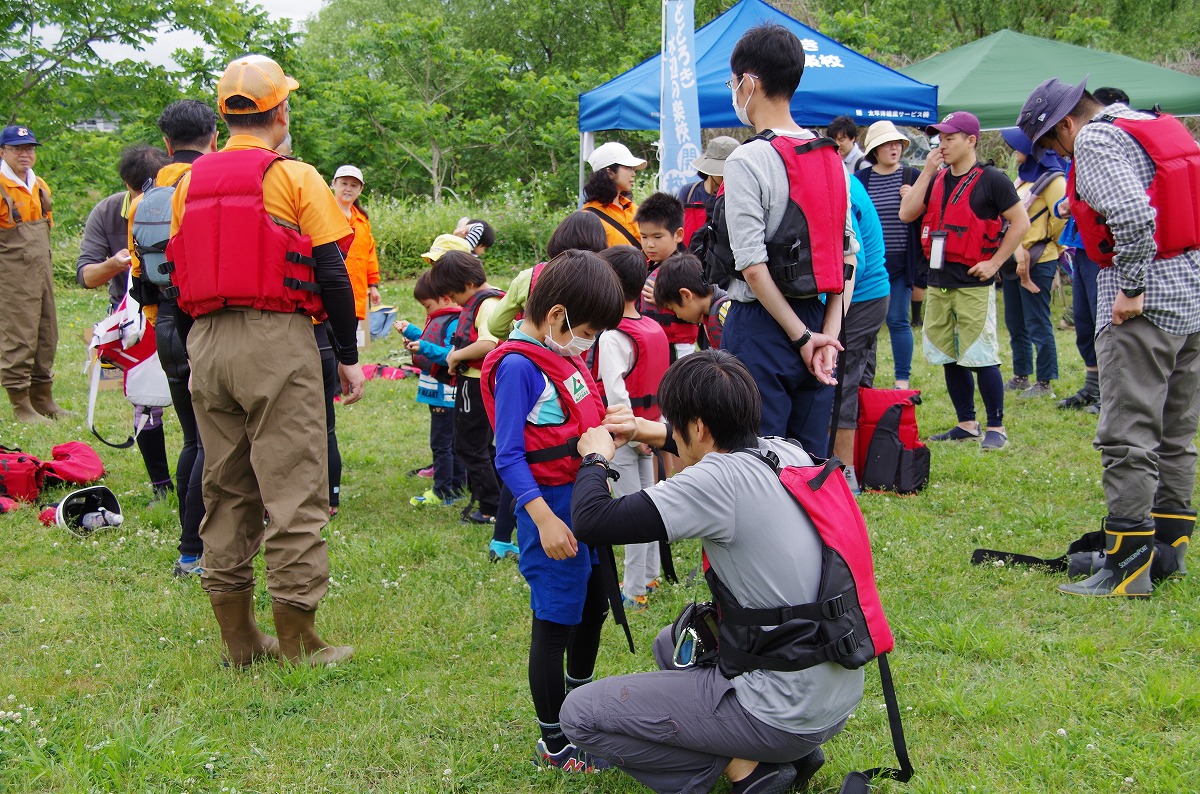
[1004,375,1030,392]
[461,509,496,525]
[1058,388,1099,410]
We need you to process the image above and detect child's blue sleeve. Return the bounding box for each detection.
[493,354,544,508]
[402,324,422,342]
[418,339,452,366]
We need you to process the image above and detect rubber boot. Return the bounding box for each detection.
[6,388,51,424]
[1151,506,1194,576]
[28,382,72,419]
[271,601,354,666]
[1059,518,1155,598]
[209,590,280,668]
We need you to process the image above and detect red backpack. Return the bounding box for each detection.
[38,442,106,489]
[0,446,42,501]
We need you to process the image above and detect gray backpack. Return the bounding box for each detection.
[132,175,184,288]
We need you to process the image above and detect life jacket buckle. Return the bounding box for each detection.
[822,594,846,620]
[834,630,860,658]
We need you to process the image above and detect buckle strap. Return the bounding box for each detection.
[718,592,847,626]
[283,277,321,293]
[285,251,316,266]
[525,437,579,465]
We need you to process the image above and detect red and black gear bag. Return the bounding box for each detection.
[0,446,42,501]
[703,132,850,298]
[708,451,912,792]
[412,306,461,385]
[681,181,707,247]
[856,388,929,495]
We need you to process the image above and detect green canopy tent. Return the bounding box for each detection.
[899,30,1200,130]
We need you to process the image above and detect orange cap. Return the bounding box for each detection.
[217,55,299,114]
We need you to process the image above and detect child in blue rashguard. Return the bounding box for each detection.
[480,250,625,772]
[395,270,467,506]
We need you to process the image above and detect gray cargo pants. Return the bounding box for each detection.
[560,627,842,794]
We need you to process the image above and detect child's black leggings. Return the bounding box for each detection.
[528,565,609,727]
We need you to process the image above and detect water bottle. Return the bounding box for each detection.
[80,508,123,530]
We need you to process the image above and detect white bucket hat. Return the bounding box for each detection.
[862,121,911,157]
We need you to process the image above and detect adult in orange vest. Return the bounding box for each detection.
[0,125,69,423]
[583,142,647,249]
[168,55,365,667]
[330,164,380,322]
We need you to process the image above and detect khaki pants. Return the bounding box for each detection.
[0,218,57,390]
[189,309,330,610]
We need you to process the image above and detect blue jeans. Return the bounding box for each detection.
[1002,261,1058,381]
[886,275,914,381]
[1072,250,1100,368]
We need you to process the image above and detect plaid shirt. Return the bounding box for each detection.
[1074,104,1200,335]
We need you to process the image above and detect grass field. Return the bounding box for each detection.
[2,277,1197,794]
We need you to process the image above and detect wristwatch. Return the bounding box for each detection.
[789,328,813,355]
[580,452,620,481]
[1121,286,1145,298]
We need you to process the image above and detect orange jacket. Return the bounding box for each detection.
[343,204,379,320]
[0,172,52,229]
[584,195,640,248]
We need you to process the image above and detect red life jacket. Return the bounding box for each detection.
[705,132,849,298]
[512,261,547,324]
[919,163,1005,266]
[480,340,605,486]
[167,148,325,320]
[590,315,669,420]
[412,306,461,384]
[702,450,894,679]
[681,181,707,247]
[643,265,700,348]
[1069,113,1200,267]
[450,287,505,372]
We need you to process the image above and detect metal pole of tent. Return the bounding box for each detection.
[578,131,594,209]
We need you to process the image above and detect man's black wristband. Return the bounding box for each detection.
[789,328,812,355]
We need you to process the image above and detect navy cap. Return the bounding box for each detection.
[1,126,41,147]
[1017,77,1087,158]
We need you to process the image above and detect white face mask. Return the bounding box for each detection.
[731,75,754,127]
[544,309,594,357]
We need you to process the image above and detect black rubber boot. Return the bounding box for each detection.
[1151,506,1194,576]
[1059,517,1155,598]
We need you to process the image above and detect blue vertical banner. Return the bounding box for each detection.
[659,0,702,195]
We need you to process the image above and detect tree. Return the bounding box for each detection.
[1,0,291,135]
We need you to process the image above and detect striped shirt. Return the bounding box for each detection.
[859,169,907,254]
[1075,104,1200,335]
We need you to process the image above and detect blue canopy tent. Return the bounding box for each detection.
[577,0,938,193]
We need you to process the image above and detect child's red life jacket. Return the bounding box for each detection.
[450,287,505,373]
[412,306,461,384]
[1068,113,1200,267]
[513,262,548,324]
[681,181,707,247]
[166,148,326,321]
[920,163,1005,266]
[38,442,106,490]
[705,133,850,297]
[643,265,700,349]
[590,315,670,420]
[481,340,605,486]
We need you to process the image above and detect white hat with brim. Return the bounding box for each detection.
[587,141,648,171]
[690,136,740,176]
[862,121,911,157]
[333,165,364,184]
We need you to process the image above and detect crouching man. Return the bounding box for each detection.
[562,350,863,794]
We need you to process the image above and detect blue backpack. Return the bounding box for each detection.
[132,175,184,288]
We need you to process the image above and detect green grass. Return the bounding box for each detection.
[2,280,1197,793]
